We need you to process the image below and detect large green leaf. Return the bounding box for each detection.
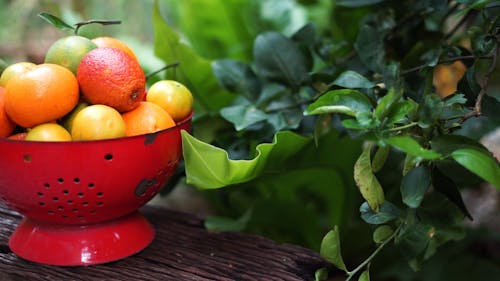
[212,59,261,102]
[304,89,373,116]
[337,0,385,7]
[220,104,268,131]
[152,1,233,116]
[451,148,500,188]
[387,136,442,160]
[253,31,311,89]
[182,130,311,189]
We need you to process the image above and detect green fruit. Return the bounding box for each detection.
[44,35,97,74]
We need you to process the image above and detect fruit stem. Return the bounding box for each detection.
[146,62,180,80]
[74,20,122,35]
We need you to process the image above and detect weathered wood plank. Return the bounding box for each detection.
[0,203,328,280]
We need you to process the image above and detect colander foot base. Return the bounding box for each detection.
[8,211,155,266]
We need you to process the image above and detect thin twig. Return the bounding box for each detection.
[74,20,122,34]
[401,55,493,75]
[459,36,500,123]
[145,62,180,80]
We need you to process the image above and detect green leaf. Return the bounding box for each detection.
[320,226,348,272]
[373,225,394,244]
[153,1,233,116]
[432,168,473,220]
[417,94,443,129]
[204,208,252,232]
[354,145,385,211]
[358,270,371,281]
[220,104,268,131]
[38,12,75,31]
[304,89,373,116]
[387,136,442,160]
[360,201,400,224]
[337,0,385,7]
[182,130,311,189]
[330,70,375,89]
[386,100,417,125]
[451,148,500,188]
[372,146,390,173]
[374,88,402,121]
[253,31,311,89]
[315,267,329,281]
[400,166,431,208]
[212,59,261,102]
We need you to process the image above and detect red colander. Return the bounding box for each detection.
[0,114,191,266]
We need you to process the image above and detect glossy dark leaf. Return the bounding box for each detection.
[451,148,500,188]
[401,166,431,208]
[329,70,375,89]
[387,136,442,160]
[373,225,394,244]
[482,94,500,121]
[374,88,402,121]
[204,208,252,232]
[360,201,400,224]
[431,134,490,155]
[355,22,385,72]
[304,89,373,116]
[372,146,390,173]
[220,104,268,131]
[254,32,311,89]
[38,12,75,31]
[212,59,261,102]
[432,168,473,220]
[337,0,385,7]
[472,34,497,56]
[417,94,443,128]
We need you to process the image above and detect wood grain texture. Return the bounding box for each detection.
[0,203,328,281]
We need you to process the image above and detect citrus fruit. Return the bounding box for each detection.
[0,86,16,137]
[146,80,193,121]
[25,123,72,142]
[44,35,98,74]
[433,60,466,98]
[71,104,126,140]
[91,36,138,61]
[0,62,36,87]
[7,132,27,140]
[62,101,89,133]
[4,63,79,128]
[121,101,175,137]
[77,47,146,112]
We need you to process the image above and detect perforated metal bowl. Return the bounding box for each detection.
[0,114,191,266]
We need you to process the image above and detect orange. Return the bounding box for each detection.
[0,62,36,87]
[7,132,27,140]
[71,104,126,140]
[0,86,16,137]
[146,80,193,121]
[4,63,79,128]
[44,35,97,74]
[77,47,146,112]
[121,101,175,137]
[91,36,138,62]
[433,61,466,98]
[25,123,72,142]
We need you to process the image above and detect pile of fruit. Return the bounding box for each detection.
[0,35,193,141]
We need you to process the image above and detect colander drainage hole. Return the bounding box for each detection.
[72,208,78,212]
[97,202,104,207]
[77,192,84,198]
[57,206,64,211]
[44,183,50,189]
[77,215,84,219]
[62,190,69,195]
[48,211,54,215]
[96,192,103,197]
[104,153,113,161]
[73,178,80,183]
[52,197,59,202]
[23,154,32,162]
[67,199,74,204]
[57,178,64,183]
[88,183,95,189]
[37,192,44,197]
[38,202,45,206]
[82,201,89,207]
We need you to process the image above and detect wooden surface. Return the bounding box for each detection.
[0,203,328,281]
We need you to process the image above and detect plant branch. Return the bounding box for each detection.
[345,225,402,281]
[388,122,418,132]
[459,36,500,123]
[74,19,122,34]
[146,62,180,80]
[401,55,493,75]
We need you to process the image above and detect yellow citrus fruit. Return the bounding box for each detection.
[0,62,36,87]
[146,80,193,121]
[26,123,72,142]
[44,35,97,74]
[62,101,89,133]
[71,104,126,140]
[121,101,176,137]
[4,63,79,128]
